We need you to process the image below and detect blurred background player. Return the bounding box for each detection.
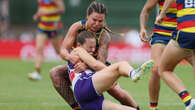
[155,0,195,110]
[28,0,65,81]
[50,1,140,110]
[0,0,9,37]
[68,30,154,110]
[140,0,193,109]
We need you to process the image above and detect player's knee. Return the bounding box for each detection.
[151,65,159,74]
[36,47,44,55]
[50,65,63,79]
[50,65,71,86]
[158,65,166,77]
[117,61,129,74]
[50,65,64,77]
[49,66,58,80]
[151,61,159,72]
[158,69,164,78]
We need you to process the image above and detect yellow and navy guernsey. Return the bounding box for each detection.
[38,0,62,38]
[172,0,195,49]
[72,20,105,58]
[151,0,177,45]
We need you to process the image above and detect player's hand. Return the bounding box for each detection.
[69,51,80,65]
[69,54,80,65]
[155,14,165,25]
[74,61,88,73]
[33,8,48,21]
[139,29,150,43]
[33,13,39,21]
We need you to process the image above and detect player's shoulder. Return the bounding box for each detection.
[101,28,111,40]
[69,21,82,32]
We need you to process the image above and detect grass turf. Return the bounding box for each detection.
[0,59,194,110]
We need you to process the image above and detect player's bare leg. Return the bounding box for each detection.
[159,40,194,110]
[28,34,47,81]
[50,65,81,110]
[108,83,138,108]
[93,61,153,110]
[149,44,166,109]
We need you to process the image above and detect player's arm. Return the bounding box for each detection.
[155,0,175,25]
[139,0,158,43]
[97,30,111,63]
[60,21,81,63]
[33,2,41,21]
[73,47,106,71]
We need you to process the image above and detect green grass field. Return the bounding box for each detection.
[0,59,194,110]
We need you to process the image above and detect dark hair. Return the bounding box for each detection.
[87,1,107,16]
[77,31,95,45]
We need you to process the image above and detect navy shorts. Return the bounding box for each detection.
[37,28,62,39]
[150,33,171,45]
[172,30,195,49]
[74,76,104,110]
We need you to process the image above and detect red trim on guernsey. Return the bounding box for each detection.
[39,22,62,28]
[163,16,177,22]
[177,20,195,30]
[94,50,98,55]
[42,13,59,16]
[153,29,173,33]
[69,71,75,82]
[39,3,56,7]
[159,1,177,8]
[177,4,183,10]
[57,23,62,28]
[159,1,164,6]
[40,22,55,26]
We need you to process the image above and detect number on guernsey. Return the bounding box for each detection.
[185,0,195,8]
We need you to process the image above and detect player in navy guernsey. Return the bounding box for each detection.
[50,1,140,110]
[156,0,195,110]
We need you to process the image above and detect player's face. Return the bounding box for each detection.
[81,38,96,55]
[87,12,105,32]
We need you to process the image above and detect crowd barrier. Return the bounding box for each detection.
[0,40,151,63]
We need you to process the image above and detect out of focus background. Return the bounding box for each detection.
[1,0,194,110]
[0,0,156,63]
